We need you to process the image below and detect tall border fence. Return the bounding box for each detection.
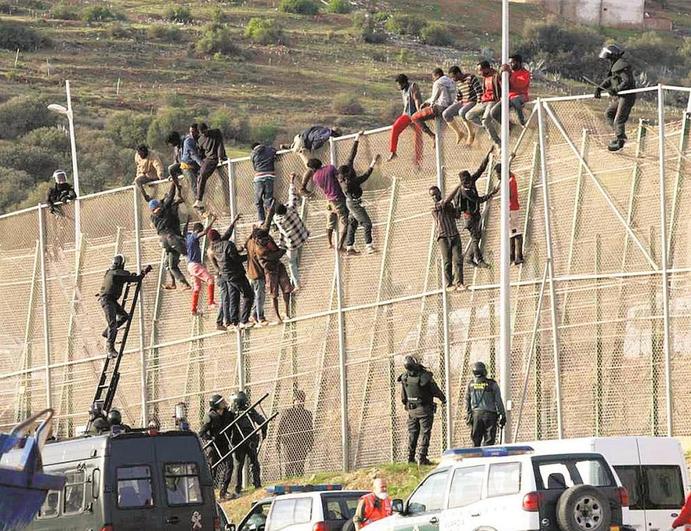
[0,85,690,477]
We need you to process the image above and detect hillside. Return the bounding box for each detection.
[0,0,689,211]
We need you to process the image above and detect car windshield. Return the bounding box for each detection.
[534,457,614,489]
[239,502,272,531]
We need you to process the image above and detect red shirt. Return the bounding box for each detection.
[673,493,691,528]
[509,68,531,100]
[481,73,497,103]
[509,173,519,211]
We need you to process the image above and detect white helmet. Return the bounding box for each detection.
[53,169,67,184]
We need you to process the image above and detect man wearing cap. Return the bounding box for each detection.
[46,169,77,216]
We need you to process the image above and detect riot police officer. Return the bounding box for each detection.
[397,355,446,465]
[464,361,506,447]
[594,43,636,152]
[198,394,236,500]
[87,402,110,434]
[230,391,266,495]
[107,409,131,435]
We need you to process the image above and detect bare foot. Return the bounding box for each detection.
[465,135,475,147]
[387,152,397,162]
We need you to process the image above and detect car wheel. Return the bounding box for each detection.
[556,485,612,531]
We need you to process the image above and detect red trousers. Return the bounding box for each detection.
[390,114,423,164]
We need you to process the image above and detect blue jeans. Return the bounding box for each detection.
[254,178,274,222]
[216,276,230,326]
[250,278,266,321]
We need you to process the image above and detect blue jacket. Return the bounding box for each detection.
[181,134,203,166]
[251,145,278,175]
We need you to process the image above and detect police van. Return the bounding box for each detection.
[364,446,631,531]
[226,485,368,531]
[26,429,221,530]
[508,437,688,531]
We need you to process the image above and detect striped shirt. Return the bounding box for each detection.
[458,74,483,104]
[274,183,310,250]
[432,199,459,240]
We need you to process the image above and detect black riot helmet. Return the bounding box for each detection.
[231,391,249,411]
[403,355,421,372]
[107,409,122,426]
[112,254,126,270]
[599,44,624,61]
[472,361,487,377]
[209,393,225,410]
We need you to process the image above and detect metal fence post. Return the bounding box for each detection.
[133,187,148,426]
[536,99,563,439]
[228,160,237,231]
[330,138,349,471]
[656,85,673,436]
[37,205,52,410]
[434,118,452,450]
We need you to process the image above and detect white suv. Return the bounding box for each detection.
[365,446,632,531]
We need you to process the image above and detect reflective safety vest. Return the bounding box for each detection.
[360,493,392,527]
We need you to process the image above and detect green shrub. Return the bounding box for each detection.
[106,111,152,149]
[196,24,241,56]
[385,14,424,36]
[164,6,192,24]
[332,94,364,115]
[372,12,391,24]
[0,96,58,139]
[75,128,134,191]
[0,167,34,214]
[20,127,70,155]
[252,122,280,144]
[0,144,59,179]
[207,108,251,143]
[50,2,79,20]
[211,7,227,24]
[0,20,51,51]
[147,24,182,42]
[420,23,454,46]
[326,0,351,14]
[106,22,135,39]
[81,5,125,22]
[146,108,195,149]
[278,0,319,16]
[352,11,386,44]
[244,18,285,45]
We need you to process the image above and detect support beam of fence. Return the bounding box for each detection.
[38,205,52,409]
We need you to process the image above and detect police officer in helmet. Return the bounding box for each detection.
[464,361,506,447]
[198,394,236,500]
[230,391,266,495]
[107,408,131,435]
[594,43,636,152]
[397,355,446,465]
[87,401,110,434]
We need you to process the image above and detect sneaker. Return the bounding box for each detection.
[514,257,524,265]
[256,319,269,327]
[107,345,118,359]
[345,247,361,256]
[418,457,433,466]
[445,284,455,293]
[608,138,626,152]
[162,284,176,290]
[181,284,192,291]
[386,152,398,162]
[216,324,227,331]
[365,244,375,254]
[192,309,203,316]
[207,303,218,310]
[455,284,468,292]
[238,321,255,330]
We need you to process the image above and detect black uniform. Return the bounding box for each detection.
[47,182,76,215]
[198,408,236,497]
[398,366,446,463]
[232,408,266,494]
[276,405,314,477]
[598,57,636,142]
[464,375,506,447]
[213,230,254,325]
[98,267,140,348]
[151,183,189,287]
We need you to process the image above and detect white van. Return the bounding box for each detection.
[510,437,688,531]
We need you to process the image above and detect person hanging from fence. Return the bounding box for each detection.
[276,389,314,477]
[181,123,204,198]
[230,391,266,496]
[199,394,236,500]
[206,228,233,331]
[97,254,150,358]
[593,44,636,152]
[165,130,184,188]
[133,144,165,199]
[244,223,270,328]
[183,212,217,316]
[464,361,506,447]
[411,67,456,147]
[208,215,254,330]
[353,477,392,530]
[442,66,483,146]
[195,122,228,212]
[429,182,466,292]
[46,169,77,216]
[456,146,499,268]
[494,157,524,266]
[387,73,424,164]
[300,157,350,252]
[149,181,191,290]
[398,355,446,466]
[271,173,310,291]
[281,125,341,159]
[492,54,531,128]
[466,61,502,147]
[338,131,381,256]
[251,142,279,223]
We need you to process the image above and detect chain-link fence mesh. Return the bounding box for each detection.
[0,87,690,479]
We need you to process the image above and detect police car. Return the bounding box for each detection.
[227,485,368,531]
[364,446,632,531]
